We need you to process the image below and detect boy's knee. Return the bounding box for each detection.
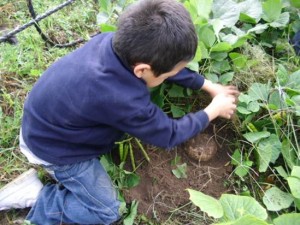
[94,198,121,224]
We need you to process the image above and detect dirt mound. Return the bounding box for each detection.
[123,123,234,223]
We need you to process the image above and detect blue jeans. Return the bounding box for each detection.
[26,158,121,225]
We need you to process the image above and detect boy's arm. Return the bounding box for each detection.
[166,68,205,89]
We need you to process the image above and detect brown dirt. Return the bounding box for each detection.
[122,121,235,224]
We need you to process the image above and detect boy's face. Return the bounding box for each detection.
[134,61,188,88]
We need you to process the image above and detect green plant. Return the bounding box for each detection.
[116,135,150,171]
[187,189,300,224]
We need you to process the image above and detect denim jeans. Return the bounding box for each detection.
[26,158,121,225]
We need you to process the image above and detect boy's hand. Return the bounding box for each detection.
[204,93,237,121]
[201,79,240,98]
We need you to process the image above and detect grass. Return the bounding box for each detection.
[0,0,99,199]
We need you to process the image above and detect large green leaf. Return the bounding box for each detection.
[262,187,294,211]
[270,12,290,28]
[238,0,263,23]
[190,0,212,20]
[168,85,185,97]
[212,0,240,28]
[211,42,233,52]
[257,141,273,172]
[220,194,268,221]
[273,213,300,225]
[243,131,270,143]
[214,215,270,225]
[187,189,224,219]
[259,134,282,164]
[286,70,300,90]
[287,166,300,199]
[199,26,216,48]
[248,83,271,102]
[262,0,282,23]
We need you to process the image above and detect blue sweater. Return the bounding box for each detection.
[21,32,209,165]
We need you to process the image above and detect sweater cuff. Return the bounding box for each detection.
[191,73,205,89]
[194,110,210,130]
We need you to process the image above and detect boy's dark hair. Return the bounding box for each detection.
[112,0,197,76]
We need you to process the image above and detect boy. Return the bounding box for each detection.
[0,0,239,224]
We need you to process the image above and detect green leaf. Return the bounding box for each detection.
[187,189,224,218]
[248,83,271,102]
[99,24,116,32]
[281,139,296,170]
[273,213,300,225]
[229,52,248,69]
[211,42,233,52]
[199,26,216,48]
[205,73,219,83]
[187,60,199,72]
[215,214,270,225]
[237,106,252,115]
[257,142,272,172]
[247,24,269,34]
[220,194,268,221]
[262,187,294,211]
[210,52,228,61]
[275,166,288,179]
[262,0,282,22]
[286,70,300,90]
[232,35,250,48]
[212,0,240,28]
[211,60,231,73]
[170,105,186,118]
[239,13,257,24]
[193,45,202,62]
[238,0,263,23]
[219,72,234,85]
[238,93,252,104]
[260,134,282,164]
[99,0,111,12]
[270,12,290,28]
[231,150,252,177]
[168,85,185,97]
[243,131,270,143]
[290,0,300,8]
[172,163,187,179]
[287,166,300,199]
[199,41,210,59]
[123,171,140,188]
[190,0,213,20]
[123,200,139,225]
[247,101,260,113]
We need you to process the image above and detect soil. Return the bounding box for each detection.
[122,121,235,224]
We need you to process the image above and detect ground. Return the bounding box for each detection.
[122,121,235,224]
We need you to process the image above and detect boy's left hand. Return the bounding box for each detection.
[202,79,240,98]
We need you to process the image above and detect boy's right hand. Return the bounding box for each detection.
[204,93,237,121]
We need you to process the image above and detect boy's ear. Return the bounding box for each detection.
[133,64,151,78]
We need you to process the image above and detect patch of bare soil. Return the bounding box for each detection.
[123,122,235,224]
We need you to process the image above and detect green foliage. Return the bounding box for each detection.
[172,163,188,179]
[100,154,140,189]
[188,189,300,224]
[187,190,269,224]
[116,136,150,171]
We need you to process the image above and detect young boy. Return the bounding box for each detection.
[0,0,239,224]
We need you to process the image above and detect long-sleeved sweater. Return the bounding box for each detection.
[21,32,209,165]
